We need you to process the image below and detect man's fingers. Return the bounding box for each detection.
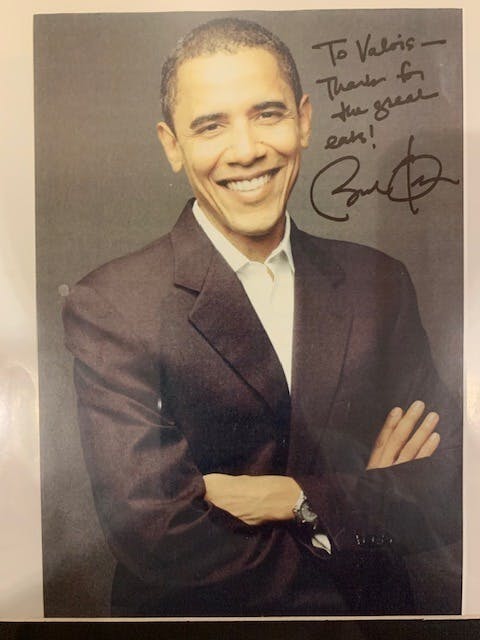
[395,412,439,464]
[373,407,403,449]
[367,407,403,469]
[377,400,425,467]
[416,431,441,459]
[367,401,441,470]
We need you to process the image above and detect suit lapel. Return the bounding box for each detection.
[171,201,290,418]
[288,225,353,473]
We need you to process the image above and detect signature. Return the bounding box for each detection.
[310,135,460,221]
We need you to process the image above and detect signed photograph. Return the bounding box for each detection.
[34,9,463,617]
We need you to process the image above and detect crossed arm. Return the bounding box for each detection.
[204,400,440,526]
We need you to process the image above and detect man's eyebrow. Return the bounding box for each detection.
[190,112,227,130]
[251,101,288,112]
[189,102,290,129]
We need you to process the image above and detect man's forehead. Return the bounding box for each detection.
[173,47,290,107]
[176,47,280,77]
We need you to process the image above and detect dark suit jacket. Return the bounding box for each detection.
[63,201,461,616]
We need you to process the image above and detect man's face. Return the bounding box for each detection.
[158,47,311,245]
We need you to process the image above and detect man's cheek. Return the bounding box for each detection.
[265,124,299,151]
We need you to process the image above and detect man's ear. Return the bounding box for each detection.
[156,122,183,173]
[298,95,312,149]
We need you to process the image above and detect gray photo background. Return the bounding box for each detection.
[34,10,463,616]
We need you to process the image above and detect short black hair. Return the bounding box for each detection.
[160,17,303,131]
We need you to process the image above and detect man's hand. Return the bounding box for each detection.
[203,473,301,526]
[367,400,440,470]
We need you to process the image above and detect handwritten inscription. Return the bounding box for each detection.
[310,135,460,221]
[310,30,459,218]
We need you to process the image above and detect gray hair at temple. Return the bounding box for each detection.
[160,17,304,132]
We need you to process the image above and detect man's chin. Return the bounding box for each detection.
[199,197,286,240]
[226,214,286,239]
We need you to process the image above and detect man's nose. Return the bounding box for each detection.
[225,122,265,165]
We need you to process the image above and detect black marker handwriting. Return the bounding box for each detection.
[325,129,368,150]
[396,60,425,83]
[316,73,386,101]
[312,38,348,66]
[331,101,369,123]
[310,134,460,221]
[311,34,444,65]
[373,87,439,121]
[356,33,416,63]
[421,39,447,47]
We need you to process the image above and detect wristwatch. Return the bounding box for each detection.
[292,491,319,529]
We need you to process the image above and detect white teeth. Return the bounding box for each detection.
[225,172,272,192]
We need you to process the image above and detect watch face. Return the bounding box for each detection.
[300,500,318,525]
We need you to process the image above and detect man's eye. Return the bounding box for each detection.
[258,110,283,122]
[198,123,221,135]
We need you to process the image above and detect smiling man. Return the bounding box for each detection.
[63,18,461,616]
[157,46,310,258]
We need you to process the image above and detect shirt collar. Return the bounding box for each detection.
[192,200,295,274]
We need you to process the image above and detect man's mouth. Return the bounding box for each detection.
[218,168,280,193]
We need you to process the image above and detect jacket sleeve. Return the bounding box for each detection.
[63,282,296,593]
[295,262,462,555]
